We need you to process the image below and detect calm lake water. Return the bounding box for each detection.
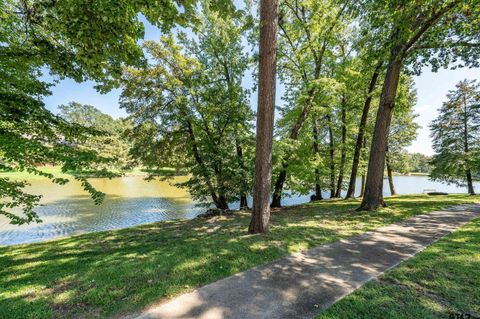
[0,175,477,246]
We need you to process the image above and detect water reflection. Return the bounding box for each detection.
[0,175,477,246]
[0,176,204,246]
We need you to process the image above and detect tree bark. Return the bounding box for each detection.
[326,115,336,198]
[360,173,366,197]
[466,170,475,195]
[360,136,367,197]
[270,169,286,207]
[358,54,402,211]
[334,96,347,198]
[270,89,316,207]
[462,94,476,195]
[185,120,227,209]
[235,140,249,209]
[386,150,397,196]
[345,62,382,198]
[312,118,323,200]
[358,3,459,210]
[269,0,348,206]
[249,0,278,233]
[240,195,249,209]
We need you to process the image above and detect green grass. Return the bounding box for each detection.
[316,216,480,319]
[0,195,479,318]
[0,166,69,181]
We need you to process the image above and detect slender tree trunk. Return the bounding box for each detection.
[235,139,249,209]
[462,94,476,195]
[271,169,286,207]
[217,195,229,210]
[327,115,336,198]
[185,120,225,209]
[360,174,366,197]
[312,118,323,200]
[466,170,475,195]
[346,63,382,198]
[358,54,403,211]
[334,97,347,198]
[249,0,278,233]
[211,158,230,210]
[386,150,396,196]
[240,196,249,209]
[270,90,317,207]
[360,136,367,197]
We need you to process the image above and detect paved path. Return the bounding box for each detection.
[135,204,480,319]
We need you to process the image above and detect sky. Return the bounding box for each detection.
[42,17,480,157]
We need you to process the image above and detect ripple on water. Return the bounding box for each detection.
[0,175,477,246]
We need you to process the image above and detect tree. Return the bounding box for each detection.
[1,0,226,224]
[121,9,254,210]
[385,76,419,195]
[345,61,382,198]
[408,153,432,173]
[430,79,480,195]
[358,0,480,210]
[249,0,278,233]
[59,102,133,169]
[270,0,350,207]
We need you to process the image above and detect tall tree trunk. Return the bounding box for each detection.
[360,136,367,197]
[312,118,323,200]
[185,120,225,209]
[345,63,382,198]
[358,1,459,210]
[462,94,476,195]
[240,196,249,209]
[358,54,402,211]
[334,97,347,198]
[217,195,229,210]
[235,139,249,209]
[249,0,278,233]
[466,170,475,195]
[360,174,366,197]
[327,115,336,198]
[386,149,396,195]
[271,90,317,207]
[271,169,286,207]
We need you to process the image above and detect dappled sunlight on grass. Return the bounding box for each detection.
[0,194,479,318]
[316,217,480,319]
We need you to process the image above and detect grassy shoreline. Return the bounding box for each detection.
[317,217,480,318]
[0,166,181,181]
[1,195,479,318]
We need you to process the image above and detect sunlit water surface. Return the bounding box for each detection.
[0,175,477,245]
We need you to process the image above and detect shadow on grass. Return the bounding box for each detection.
[0,195,478,318]
[316,217,480,319]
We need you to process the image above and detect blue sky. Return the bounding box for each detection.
[42,17,480,156]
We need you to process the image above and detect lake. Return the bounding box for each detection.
[0,175,477,246]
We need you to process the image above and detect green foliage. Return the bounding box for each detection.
[120,8,254,208]
[273,0,354,197]
[407,153,432,174]
[354,0,480,72]
[388,75,420,174]
[59,102,133,169]
[430,79,480,189]
[1,0,229,224]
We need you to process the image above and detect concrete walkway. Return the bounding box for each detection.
[135,204,480,319]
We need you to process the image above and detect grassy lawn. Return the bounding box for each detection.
[0,166,69,181]
[316,216,480,319]
[0,195,479,318]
